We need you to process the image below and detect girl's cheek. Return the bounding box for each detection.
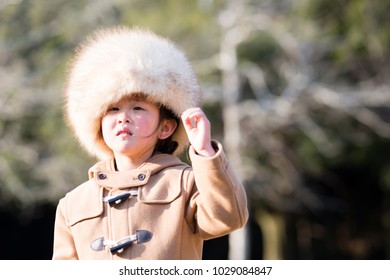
[139,120,158,137]
[102,116,116,132]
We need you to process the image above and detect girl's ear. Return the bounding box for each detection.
[159,119,177,140]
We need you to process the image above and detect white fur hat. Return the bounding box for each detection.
[64,26,201,160]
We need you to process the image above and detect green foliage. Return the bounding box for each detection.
[237,31,287,95]
[299,0,389,82]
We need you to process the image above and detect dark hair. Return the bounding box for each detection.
[154,105,179,154]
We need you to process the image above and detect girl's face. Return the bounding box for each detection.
[101,96,163,159]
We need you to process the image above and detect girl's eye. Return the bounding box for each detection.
[133,106,144,111]
[107,107,119,112]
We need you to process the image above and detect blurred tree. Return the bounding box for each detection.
[208,0,390,259]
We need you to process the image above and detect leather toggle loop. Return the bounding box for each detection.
[90,237,105,251]
[90,230,153,254]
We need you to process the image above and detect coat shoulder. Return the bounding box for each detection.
[60,179,103,226]
[64,179,99,199]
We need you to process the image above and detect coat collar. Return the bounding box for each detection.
[66,153,188,226]
[88,153,186,189]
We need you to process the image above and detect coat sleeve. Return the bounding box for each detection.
[52,196,78,260]
[186,140,248,240]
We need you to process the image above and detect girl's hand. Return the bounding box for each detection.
[181,107,216,157]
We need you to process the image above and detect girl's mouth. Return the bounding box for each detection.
[116,129,132,136]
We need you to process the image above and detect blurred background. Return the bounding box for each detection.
[0,0,389,260]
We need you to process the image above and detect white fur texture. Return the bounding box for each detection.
[65,26,201,160]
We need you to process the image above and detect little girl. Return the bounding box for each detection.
[52,26,248,259]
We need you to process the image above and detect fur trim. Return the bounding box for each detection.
[64,26,201,160]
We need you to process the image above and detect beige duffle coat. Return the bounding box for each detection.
[52,141,248,259]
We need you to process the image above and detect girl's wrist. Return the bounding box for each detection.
[194,144,216,157]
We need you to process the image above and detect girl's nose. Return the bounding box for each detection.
[118,111,130,124]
